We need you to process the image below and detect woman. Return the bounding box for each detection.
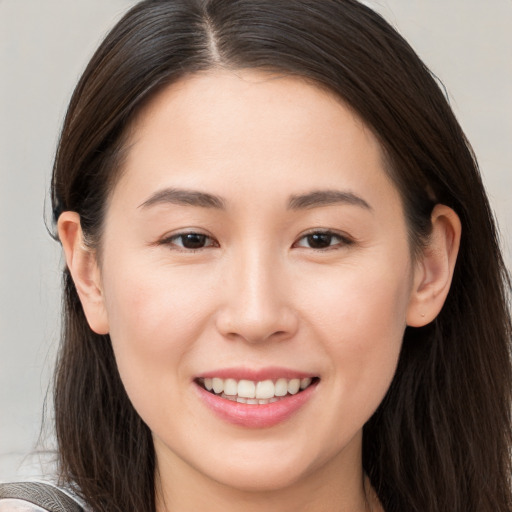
[3,0,511,511]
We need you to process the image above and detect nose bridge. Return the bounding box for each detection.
[217,241,297,343]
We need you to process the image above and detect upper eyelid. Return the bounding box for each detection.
[295,228,352,241]
[160,228,214,240]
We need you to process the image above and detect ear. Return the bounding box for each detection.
[406,204,461,327]
[58,211,109,334]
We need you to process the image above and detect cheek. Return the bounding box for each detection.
[301,255,412,414]
[101,264,216,406]
[105,260,213,340]
[303,254,411,337]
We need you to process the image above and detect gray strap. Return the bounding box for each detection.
[0,482,84,512]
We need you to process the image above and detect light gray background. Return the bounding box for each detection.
[1,0,511,482]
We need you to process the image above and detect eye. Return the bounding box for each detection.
[162,232,218,250]
[294,230,352,250]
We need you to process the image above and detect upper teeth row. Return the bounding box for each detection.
[203,377,313,399]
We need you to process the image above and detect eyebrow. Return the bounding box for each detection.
[138,188,226,210]
[138,187,371,212]
[287,190,372,211]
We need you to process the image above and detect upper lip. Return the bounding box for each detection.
[195,366,318,382]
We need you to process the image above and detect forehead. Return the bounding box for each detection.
[113,69,399,213]
[130,69,372,152]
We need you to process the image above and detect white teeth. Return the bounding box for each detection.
[256,380,275,399]
[224,378,238,396]
[274,378,288,396]
[212,378,223,394]
[201,376,315,402]
[238,379,256,398]
[288,378,301,395]
[300,377,312,390]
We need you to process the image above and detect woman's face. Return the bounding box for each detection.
[95,70,419,493]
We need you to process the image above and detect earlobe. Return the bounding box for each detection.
[406,204,461,327]
[57,211,109,335]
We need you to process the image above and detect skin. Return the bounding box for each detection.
[59,70,460,512]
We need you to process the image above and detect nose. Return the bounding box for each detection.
[215,249,299,344]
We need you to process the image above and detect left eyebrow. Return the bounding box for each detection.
[138,187,226,210]
[287,189,372,211]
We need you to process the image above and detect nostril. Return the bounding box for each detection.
[214,297,299,344]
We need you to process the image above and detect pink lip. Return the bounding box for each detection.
[194,375,319,429]
[196,366,317,381]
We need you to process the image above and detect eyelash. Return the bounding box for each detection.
[158,232,219,252]
[293,230,354,251]
[158,229,353,252]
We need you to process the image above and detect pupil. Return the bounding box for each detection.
[182,233,206,249]
[307,233,332,248]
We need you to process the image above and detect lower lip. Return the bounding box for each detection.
[195,380,318,428]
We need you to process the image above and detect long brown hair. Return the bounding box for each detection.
[51,1,512,511]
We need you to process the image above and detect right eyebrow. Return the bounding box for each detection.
[138,187,226,210]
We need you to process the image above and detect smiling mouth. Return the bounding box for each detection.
[196,377,320,405]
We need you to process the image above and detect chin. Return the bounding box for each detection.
[194,443,331,494]
[211,464,309,494]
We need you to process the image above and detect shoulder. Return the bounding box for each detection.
[0,499,50,511]
[0,482,86,512]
